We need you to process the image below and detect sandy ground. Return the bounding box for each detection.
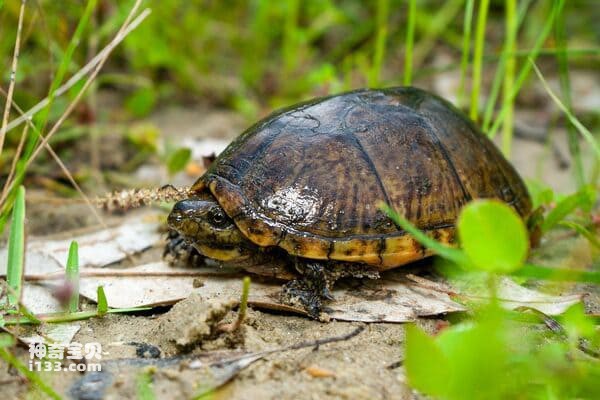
[1,96,598,399]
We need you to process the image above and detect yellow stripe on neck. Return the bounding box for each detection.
[197,244,247,262]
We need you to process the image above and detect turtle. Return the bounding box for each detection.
[166,87,532,319]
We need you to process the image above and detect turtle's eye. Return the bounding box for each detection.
[208,208,230,228]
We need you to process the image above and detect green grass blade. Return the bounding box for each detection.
[0,343,62,400]
[369,0,390,87]
[4,306,152,326]
[559,221,600,250]
[501,0,518,156]
[18,303,41,325]
[488,0,564,138]
[457,0,475,108]
[282,0,300,78]
[137,369,156,400]
[97,285,108,316]
[6,186,25,306]
[66,241,80,313]
[511,47,600,57]
[239,276,250,322]
[403,0,416,86]
[540,186,595,233]
[469,0,490,122]
[481,0,532,131]
[532,61,600,162]
[412,0,464,70]
[242,0,270,88]
[554,4,584,187]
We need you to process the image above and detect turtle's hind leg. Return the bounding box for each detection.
[280,260,379,320]
[281,261,331,320]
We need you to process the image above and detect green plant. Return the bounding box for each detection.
[65,241,80,313]
[533,61,600,163]
[554,3,584,188]
[402,0,416,86]
[97,285,108,317]
[0,334,62,399]
[457,199,527,274]
[382,199,600,399]
[136,367,156,400]
[456,0,474,108]
[487,0,565,138]
[368,0,389,87]
[469,0,490,122]
[6,185,25,306]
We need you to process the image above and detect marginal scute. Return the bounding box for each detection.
[279,234,331,261]
[331,239,382,265]
[191,87,532,270]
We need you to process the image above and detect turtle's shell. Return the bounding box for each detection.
[191,87,531,269]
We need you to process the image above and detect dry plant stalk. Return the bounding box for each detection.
[96,185,190,211]
[0,0,26,156]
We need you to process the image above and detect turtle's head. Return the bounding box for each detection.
[168,196,253,263]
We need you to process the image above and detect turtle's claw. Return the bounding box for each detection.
[321,286,335,301]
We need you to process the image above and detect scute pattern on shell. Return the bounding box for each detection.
[190,87,531,269]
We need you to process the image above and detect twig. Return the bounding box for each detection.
[515,306,600,359]
[207,325,366,369]
[2,120,28,200]
[1,269,223,282]
[271,325,365,353]
[0,0,27,157]
[405,273,457,295]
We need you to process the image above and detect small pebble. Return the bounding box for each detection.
[305,365,335,378]
[192,278,205,288]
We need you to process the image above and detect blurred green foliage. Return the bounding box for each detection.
[386,199,600,399]
[406,302,600,399]
[2,0,597,120]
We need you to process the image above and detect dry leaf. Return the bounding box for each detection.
[28,217,160,268]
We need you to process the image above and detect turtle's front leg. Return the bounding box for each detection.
[280,261,335,320]
[163,229,205,267]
